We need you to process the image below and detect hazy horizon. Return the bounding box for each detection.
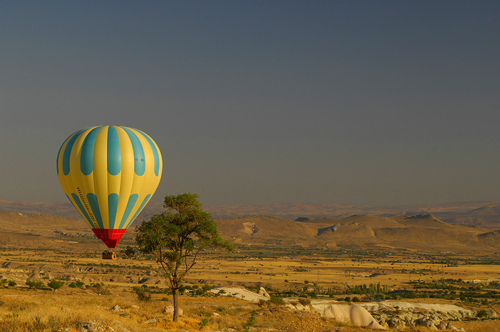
[1,1,499,207]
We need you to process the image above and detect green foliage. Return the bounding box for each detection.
[199,318,209,329]
[26,280,45,289]
[48,279,65,291]
[135,193,234,321]
[8,281,16,287]
[477,310,488,318]
[0,279,7,286]
[242,310,257,331]
[89,283,110,295]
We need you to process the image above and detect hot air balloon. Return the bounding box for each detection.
[331,225,337,233]
[57,126,162,257]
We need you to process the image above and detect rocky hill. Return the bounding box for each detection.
[2,199,500,227]
[1,201,500,253]
[216,214,500,253]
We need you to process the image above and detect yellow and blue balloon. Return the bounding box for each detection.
[57,126,162,248]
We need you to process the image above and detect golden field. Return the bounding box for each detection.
[0,209,500,330]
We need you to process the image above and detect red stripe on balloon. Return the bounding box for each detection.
[92,229,127,248]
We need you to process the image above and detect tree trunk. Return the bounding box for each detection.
[172,288,180,322]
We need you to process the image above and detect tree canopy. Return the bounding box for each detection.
[135,193,234,321]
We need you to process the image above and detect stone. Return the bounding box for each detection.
[163,305,183,316]
[258,287,270,298]
[108,305,122,312]
[436,321,447,330]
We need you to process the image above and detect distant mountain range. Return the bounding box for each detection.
[0,199,499,228]
[1,208,499,254]
[216,214,500,253]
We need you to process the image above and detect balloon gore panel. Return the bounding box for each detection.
[57,126,163,249]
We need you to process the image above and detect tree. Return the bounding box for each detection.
[135,193,234,321]
[122,246,136,258]
[48,279,64,291]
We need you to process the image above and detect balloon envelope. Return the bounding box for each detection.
[331,225,337,233]
[57,126,162,248]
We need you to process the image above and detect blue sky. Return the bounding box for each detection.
[1,1,499,206]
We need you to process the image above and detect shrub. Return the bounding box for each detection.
[199,318,209,329]
[134,287,152,302]
[26,280,45,289]
[48,280,65,291]
[270,296,284,305]
[477,310,488,318]
[298,298,311,306]
[243,310,257,331]
[68,280,85,288]
[90,283,110,295]
[8,281,16,287]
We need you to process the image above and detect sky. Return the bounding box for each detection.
[1,1,499,207]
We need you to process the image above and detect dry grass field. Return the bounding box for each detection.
[1,209,500,330]
[1,246,500,331]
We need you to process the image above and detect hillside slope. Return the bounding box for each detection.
[217,214,499,253]
[0,207,499,253]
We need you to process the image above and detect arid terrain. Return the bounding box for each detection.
[2,199,500,228]
[0,202,500,331]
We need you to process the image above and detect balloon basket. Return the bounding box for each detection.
[102,251,116,260]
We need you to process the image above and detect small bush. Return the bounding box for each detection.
[477,310,488,318]
[122,246,135,258]
[243,310,257,331]
[26,280,45,289]
[134,287,152,302]
[68,280,85,288]
[48,280,65,291]
[298,298,311,306]
[8,281,16,287]
[90,283,110,295]
[270,296,284,305]
[199,318,209,329]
